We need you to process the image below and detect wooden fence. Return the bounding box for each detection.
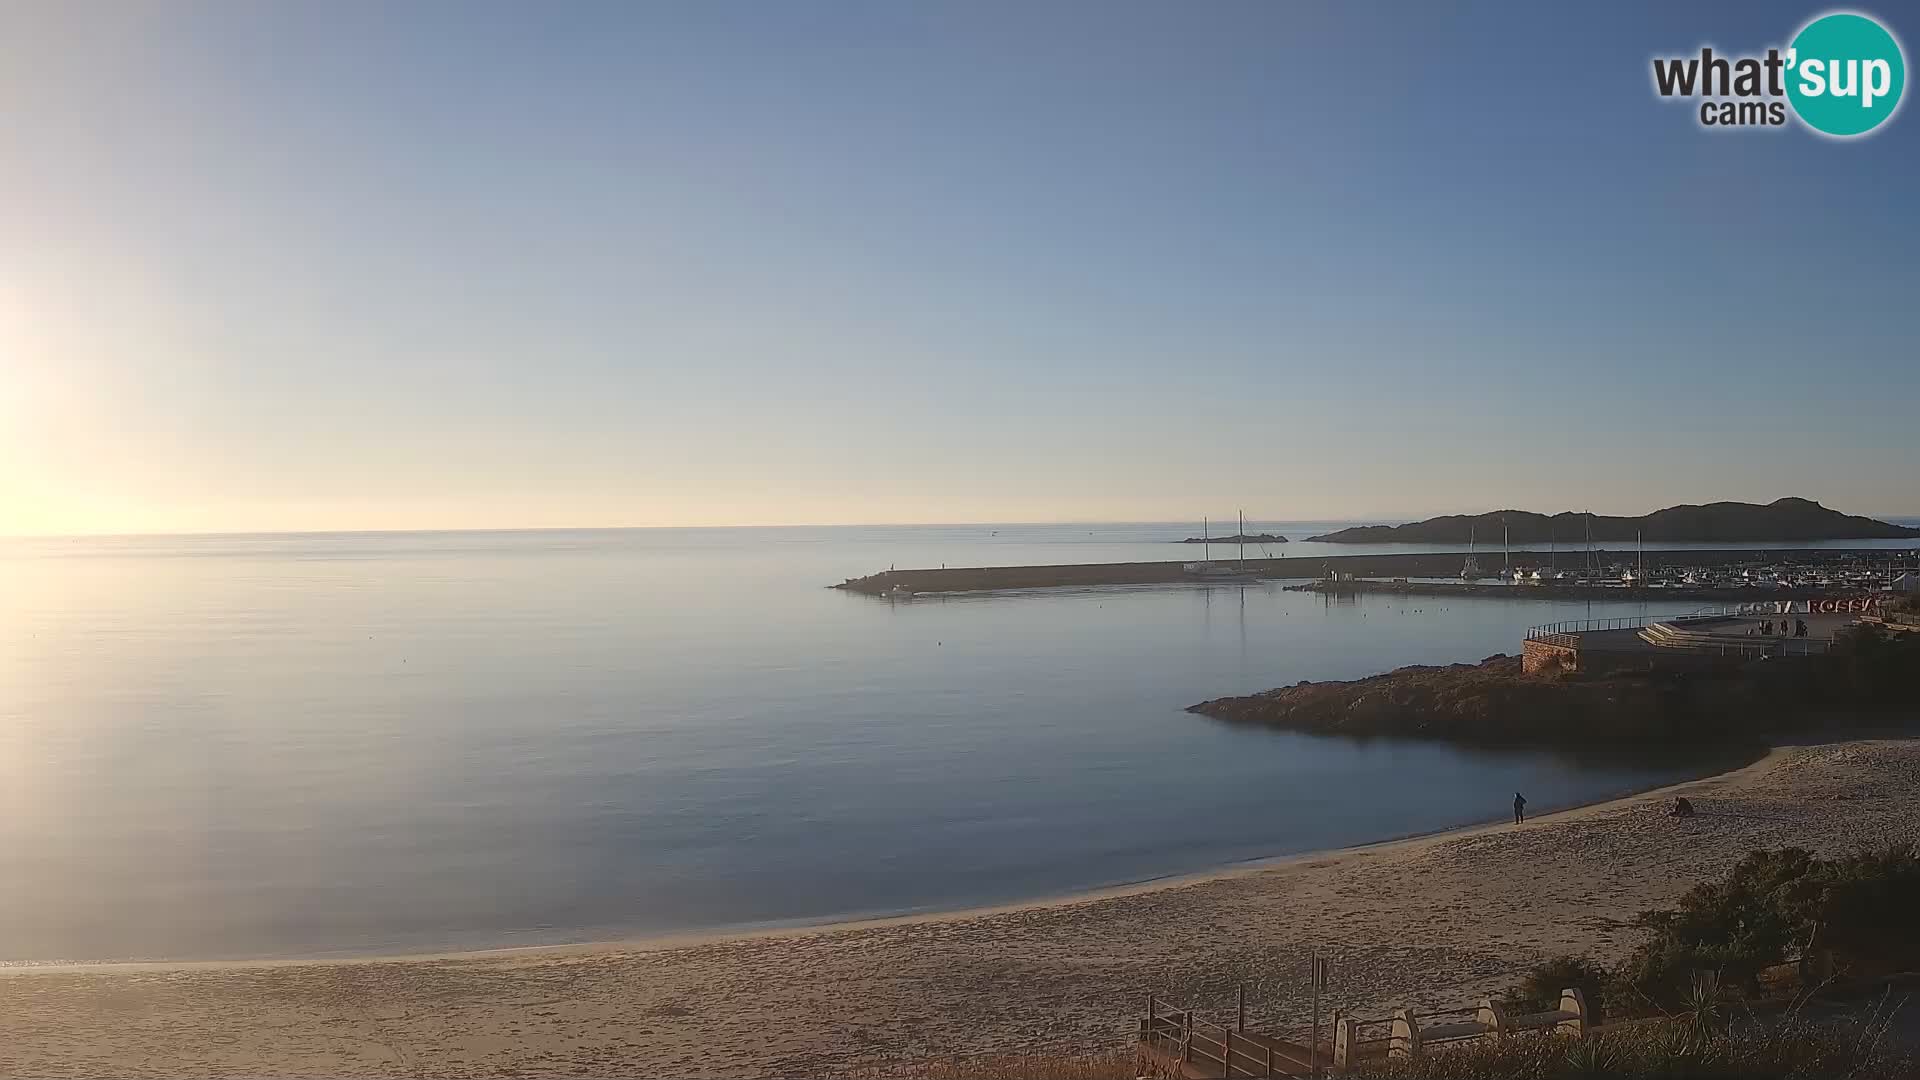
[1139,994,1323,1078]
[1333,988,1590,1069]
[1143,987,1592,1076]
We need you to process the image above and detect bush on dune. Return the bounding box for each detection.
[1506,954,1610,1025]
[1346,1014,1915,1080]
[1615,843,1920,1011]
[860,846,1920,1080]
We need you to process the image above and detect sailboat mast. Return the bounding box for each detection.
[1238,510,1245,571]
[1204,516,1210,564]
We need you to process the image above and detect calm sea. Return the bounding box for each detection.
[1,522,1913,963]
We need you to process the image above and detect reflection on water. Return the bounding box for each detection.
[0,525,1802,962]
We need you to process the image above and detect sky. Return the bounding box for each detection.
[2,1,1915,535]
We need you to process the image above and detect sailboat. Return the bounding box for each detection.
[1185,512,1261,581]
[1579,511,1596,585]
[1621,529,1644,586]
[1461,524,1483,579]
[1532,522,1563,584]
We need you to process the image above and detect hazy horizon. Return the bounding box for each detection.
[5,1,1917,536]
[4,500,1918,542]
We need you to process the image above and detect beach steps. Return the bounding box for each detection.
[1638,619,1777,653]
[1139,998,1323,1077]
[1638,619,1830,656]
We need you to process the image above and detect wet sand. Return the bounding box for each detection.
[1,737,1915,1078]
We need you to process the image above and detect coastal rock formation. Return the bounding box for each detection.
[1179,533,1287,544]
[1305,498,1920,544]
[1188,656,1760,746]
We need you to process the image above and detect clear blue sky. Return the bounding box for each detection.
[2,1,1914,533]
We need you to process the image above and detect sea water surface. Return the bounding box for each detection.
[2,523,1912,963]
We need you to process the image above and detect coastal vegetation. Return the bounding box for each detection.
[1188,622,1920,748]
[853,846,1920,1080]
[1305,497,1920,544]
[1389,844,1920,1079]
[854,1017,1916,1080]
[1345,1014,1915,1080]
[1610,843,1920,1010]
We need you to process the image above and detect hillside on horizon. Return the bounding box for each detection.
[1305,498,1920,545]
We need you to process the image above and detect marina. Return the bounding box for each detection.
[836,546,1920,599]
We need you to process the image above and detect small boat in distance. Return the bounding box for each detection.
[1184,513,1262,581]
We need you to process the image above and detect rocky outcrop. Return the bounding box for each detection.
[1179,533,1287,544]
[1187,656,1773,747]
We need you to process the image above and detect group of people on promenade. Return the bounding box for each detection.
[1756,618,1810,638]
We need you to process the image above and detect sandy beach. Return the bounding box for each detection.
[2,736,1915,1078]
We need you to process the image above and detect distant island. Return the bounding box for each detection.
[1179,532,1287,544]
[1304,498,1920,544]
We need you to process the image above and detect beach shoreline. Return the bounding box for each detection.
[4,734,1916,1078]
[0,744,1774,977]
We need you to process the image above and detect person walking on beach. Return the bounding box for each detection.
[1513,792,1527,824]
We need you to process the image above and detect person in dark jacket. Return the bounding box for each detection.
[1513,792,1527,824]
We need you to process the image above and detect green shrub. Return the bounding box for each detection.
[1507,955,1609,1025]
[1613,843,1920,1012]
[1348,1015,1914,1079]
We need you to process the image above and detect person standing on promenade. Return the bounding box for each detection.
[1513,792,1527,824]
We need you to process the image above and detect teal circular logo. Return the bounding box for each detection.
[1786,12,1906,137]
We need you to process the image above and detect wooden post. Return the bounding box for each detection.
[1557,988,1589,1039]
[1333,1015,1354,1072]
[1477,997,1509,1040]
[1264,1042,1274,1078]
[1311,952,1326,1078]
[1389,1008,1421,1060]
[1237,983,1246,1032]
[1183,1010,1192,1064]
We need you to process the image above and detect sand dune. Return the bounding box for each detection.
[2,737,1915,1078]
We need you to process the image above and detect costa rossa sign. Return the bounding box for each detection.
[1734,596,1880,615]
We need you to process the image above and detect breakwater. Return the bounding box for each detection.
[1285,579,1847,604]
[832,547,1902,596]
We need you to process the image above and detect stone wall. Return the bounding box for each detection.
[1522,638,1579,675]
[1523,636,1754,677]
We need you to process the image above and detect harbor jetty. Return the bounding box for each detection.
[832,547,1914,596]
[1285,578,1860,604]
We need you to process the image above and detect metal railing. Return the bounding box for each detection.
[1638,623,1834,657]
[1526,613,1725,639]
